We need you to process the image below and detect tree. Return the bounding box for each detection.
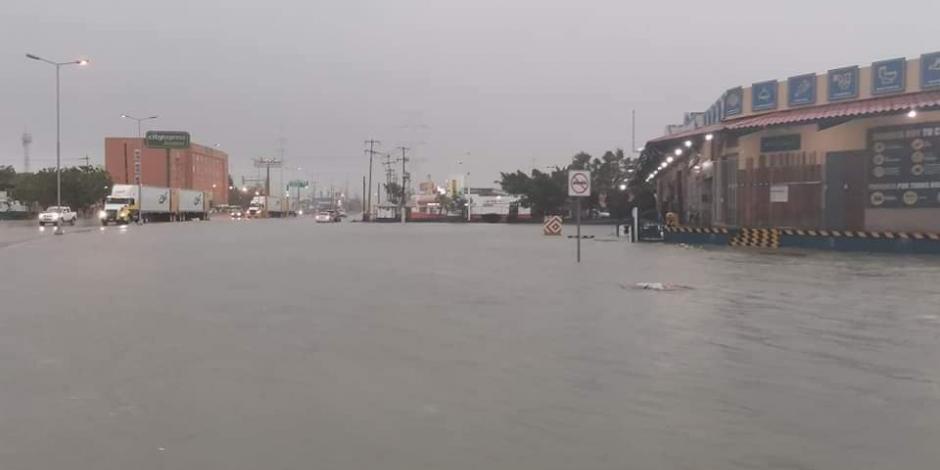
[61,166,112,209]
[11,166,111,210]
[227,175,256,207]
[498,149,633,219]
[0,166,15,191]
[434,193,455,214]
[384,182,403,206]
[499,167,568,217]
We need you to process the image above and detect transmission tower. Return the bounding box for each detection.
[22,132,32,173]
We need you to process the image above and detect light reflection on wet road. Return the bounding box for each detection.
[1,218,939,469]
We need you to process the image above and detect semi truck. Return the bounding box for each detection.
[246,195,290,218]
[174,189,210,221]
[99,184,209,225]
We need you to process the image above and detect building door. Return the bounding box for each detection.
[718,156,738,226]
[824,151,866,231]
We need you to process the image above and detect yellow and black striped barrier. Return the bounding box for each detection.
[665,227,730,235]
[664,225,940,253]
[781,228,940,241]
[729,228,780,248]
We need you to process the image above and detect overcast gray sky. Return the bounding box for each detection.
[2,0,938,188]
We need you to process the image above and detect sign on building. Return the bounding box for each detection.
[868,122,940,208]
[872,58,906,95]
[921,51,940,89]
[828,66,859,101]
[788,73,817,107]
[145,131,191,149]
[770,184,789,203]
[751,80,778,112]
[723,87,743,117]
[760,135,801,153]
[133,149,141,184]
[568,170,591,197]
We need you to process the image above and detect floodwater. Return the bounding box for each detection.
[1,218,940,469]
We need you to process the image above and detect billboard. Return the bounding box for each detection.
[872,58,906,95]
[751,80,778,112]
[868,122,940,208]
[787,73,817,106]
[828,66,859,101]
[921,51,940,89]
[723,87,743,117]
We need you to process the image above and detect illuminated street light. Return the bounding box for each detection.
[26,52,89,236]
[666,156,675,164]
[121,114,159,137]
[705,133,714,141]
[684,140,693,148]
[908,109,918,118]
[618,183,627,191]
[674,148,683,156]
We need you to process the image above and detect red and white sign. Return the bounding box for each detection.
[568,170,591,197]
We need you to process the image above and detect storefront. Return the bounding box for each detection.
[642,52,940,234]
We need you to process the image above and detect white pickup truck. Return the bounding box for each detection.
[38,206,77,226]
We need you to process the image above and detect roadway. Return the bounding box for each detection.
[1,217,939,469]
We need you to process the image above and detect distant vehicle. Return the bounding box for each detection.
[315,211,340,223]
[637,220,665,241]
[38,206,77,226]
[100,185,169,225]
[230,209,245,219]
[175,189,210,221]
[246,195,288,218]
[99,185,209,225]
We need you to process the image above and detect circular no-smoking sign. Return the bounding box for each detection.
[568,170,591,197]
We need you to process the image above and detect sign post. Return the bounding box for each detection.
[632,206,639,243]
[568,170,591,263]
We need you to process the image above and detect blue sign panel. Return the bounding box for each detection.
[921,51,940,89]
[788,73,817,106]
[751,80,778,111]
[724,87,743,118]
[828,66,859,101]
[872,58,906,95]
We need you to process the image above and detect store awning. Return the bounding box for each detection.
[726,91,940,130]
[647,123,725,144]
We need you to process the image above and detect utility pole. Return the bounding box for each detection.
[364,139,380,220]
[253,157,283,217]
[397,146,409,223]
[632,109,637,155]
[21,132,32,173]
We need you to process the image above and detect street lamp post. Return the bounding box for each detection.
[26,53,88,235]
[121,114,159,137]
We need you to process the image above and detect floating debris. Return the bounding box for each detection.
[628,282,693,291]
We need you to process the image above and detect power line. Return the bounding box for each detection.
[396,146,410,224]
[364,139,381,219]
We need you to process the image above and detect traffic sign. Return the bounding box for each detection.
[568,170,591,197]
[145,131,191,149]
[543,215,562,236]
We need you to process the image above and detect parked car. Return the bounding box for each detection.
[38,206,77,226]
[315,212,334,223]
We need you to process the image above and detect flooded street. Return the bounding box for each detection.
[2,219,940,469]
